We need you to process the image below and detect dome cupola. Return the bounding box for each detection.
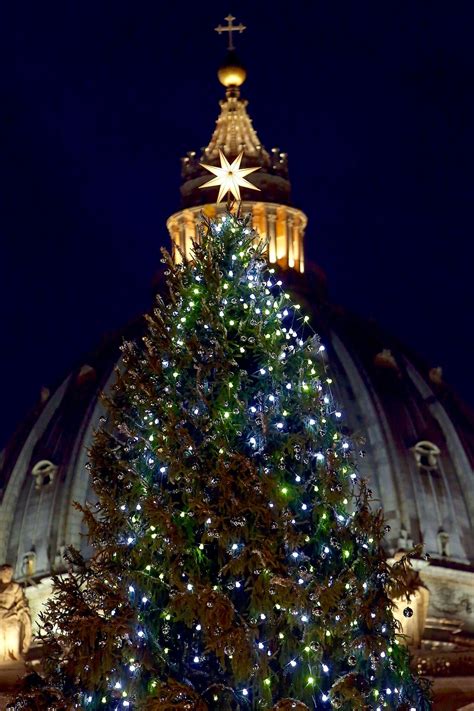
[167,15,307,272]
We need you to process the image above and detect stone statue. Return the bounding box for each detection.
[0,564,31,662]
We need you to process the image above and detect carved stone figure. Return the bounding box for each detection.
[0,564,31,662]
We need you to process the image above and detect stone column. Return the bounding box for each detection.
[276,206,287,267]
[267,210,277,264]
[183,210,196,261]
[287,215,295,269]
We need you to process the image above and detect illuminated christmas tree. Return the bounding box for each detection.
[13,208,431,710]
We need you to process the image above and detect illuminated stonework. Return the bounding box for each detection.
[202,87,264,162]
[167,201,307,273]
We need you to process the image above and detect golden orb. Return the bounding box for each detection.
[218,51,246,87]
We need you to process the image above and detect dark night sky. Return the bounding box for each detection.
[1,1,473,447]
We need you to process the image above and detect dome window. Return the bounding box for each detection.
[31,460,57,489]
[412,441,440,474]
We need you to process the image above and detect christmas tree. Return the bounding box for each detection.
[13,211,431,710]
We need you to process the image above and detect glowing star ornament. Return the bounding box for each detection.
[199,149,260,203]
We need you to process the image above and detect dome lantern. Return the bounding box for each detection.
[167,14,308,273]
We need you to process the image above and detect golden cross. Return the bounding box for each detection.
[214,14,246,51]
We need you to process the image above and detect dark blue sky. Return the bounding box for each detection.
[1,1,473,446]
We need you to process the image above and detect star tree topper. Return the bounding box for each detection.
[199,149,260,203]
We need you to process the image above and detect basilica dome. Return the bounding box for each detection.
[1,43,474,711]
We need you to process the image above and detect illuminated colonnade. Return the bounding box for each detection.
[167,201,307,273]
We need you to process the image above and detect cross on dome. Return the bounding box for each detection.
[214,14,246,51]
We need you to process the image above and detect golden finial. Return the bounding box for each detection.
[215,14,247,87]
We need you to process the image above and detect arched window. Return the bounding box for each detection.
[412,441,440,474]
[31,460,57,489]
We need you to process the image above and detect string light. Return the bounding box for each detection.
[68,212,429,711]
